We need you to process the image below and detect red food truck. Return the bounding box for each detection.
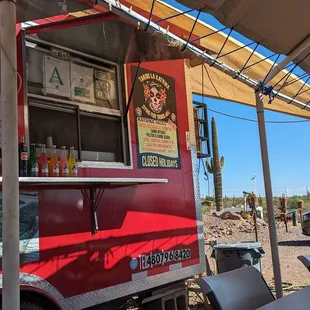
[1,2,208,309]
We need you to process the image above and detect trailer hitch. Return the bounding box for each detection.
[81,186,105,235]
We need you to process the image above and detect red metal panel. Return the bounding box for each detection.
[4,17,200,302]
[16,60,199,298]
[20,189,95,297]
[91,59,200,291]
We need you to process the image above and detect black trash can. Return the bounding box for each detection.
[211,242,265,274]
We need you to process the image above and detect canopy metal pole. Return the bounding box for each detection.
[255,91,283,298]
[264,35,310,84]
[0,0,20,309]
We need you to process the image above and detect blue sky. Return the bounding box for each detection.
[163,0,310,197]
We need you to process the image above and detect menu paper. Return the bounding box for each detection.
[43,55,71,97]
[71,63,95,103]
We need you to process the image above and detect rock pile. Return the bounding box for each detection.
[203,211,268,240]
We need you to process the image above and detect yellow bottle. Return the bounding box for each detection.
[49,145,59,177]
[68,147,78,177]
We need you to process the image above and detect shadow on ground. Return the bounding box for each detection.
[278,240,310,247]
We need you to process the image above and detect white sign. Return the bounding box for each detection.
[71,63,95,103]
[94,70,116,101]
[43,56,70,97]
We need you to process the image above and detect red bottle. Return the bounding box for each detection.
[38,144,49,177]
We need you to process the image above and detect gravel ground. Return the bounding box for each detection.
[204,214,310,286]
[188,214,310,309]
[129,213,310,309]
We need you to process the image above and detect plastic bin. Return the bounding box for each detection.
[211,242,265,274]
[302,211,310,236]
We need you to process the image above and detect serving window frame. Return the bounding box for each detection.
[22,34,133,169]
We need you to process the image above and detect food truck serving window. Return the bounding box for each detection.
[26,39,128,165]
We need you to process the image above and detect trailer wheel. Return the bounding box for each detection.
[21,301,46,310]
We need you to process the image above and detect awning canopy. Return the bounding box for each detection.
[15,0,310,119]
[122,0,310,118]
[177,0,310,82]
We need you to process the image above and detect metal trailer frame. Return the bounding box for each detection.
[1,0,310,307]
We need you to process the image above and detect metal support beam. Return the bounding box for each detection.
[255,91,283,299]
[0,0,20,309]
[264,35,310,84]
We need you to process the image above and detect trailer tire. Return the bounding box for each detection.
[21,301,47,310]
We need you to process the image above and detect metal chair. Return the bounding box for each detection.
[298,255,310,271]
[196,266,275,310]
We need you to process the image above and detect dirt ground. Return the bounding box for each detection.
[205,214,310,286]
[129,213,310,309]
[188,213,310,309]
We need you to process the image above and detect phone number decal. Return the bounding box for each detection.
[137,249,192,270]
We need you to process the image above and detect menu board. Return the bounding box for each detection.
[131,66,181,169]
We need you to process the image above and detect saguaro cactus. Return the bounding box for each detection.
[207,117,224,211]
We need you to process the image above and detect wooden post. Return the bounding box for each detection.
[292,211,297,226]
[285,215,288,233]
[246,193,259,242]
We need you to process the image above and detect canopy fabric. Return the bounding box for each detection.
[177,0,310,79]
[16,0,310,118]
[122,0,310,118]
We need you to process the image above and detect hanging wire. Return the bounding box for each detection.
[190,27,228,44]
[256,54,281,94]
[153,8,195,23]
[274,51,310,90]
[296,86,310,96]
[180,9,201,52]
[210,27,233,66]
[234,42,260,79]
[283,62,296,71]
[301,99,310,110]
[262,54,281,85]
[192,101,310,123]
[0,42,22,94]
[270,51,310,102]
[207,107,310,123]
[144,0,156,32]
[124,60,141,124]
[283,72,308,88]
[217,41,255,59]
[202,158,208,178]
[272,64,299,89]
[243,52,277,71]
[288,76,310,104]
